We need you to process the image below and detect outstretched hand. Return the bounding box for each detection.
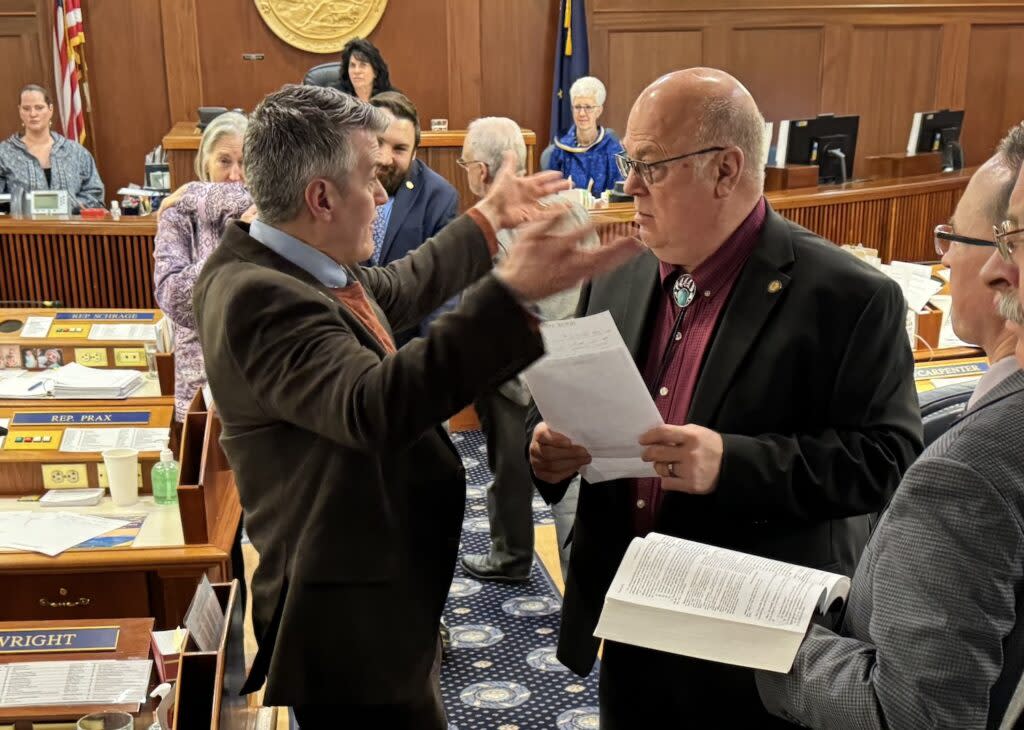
[473,150,572,231]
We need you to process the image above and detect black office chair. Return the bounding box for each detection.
[304,62,342,88]
[918,380,977,447]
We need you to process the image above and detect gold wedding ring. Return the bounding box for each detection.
[667,462,676,478]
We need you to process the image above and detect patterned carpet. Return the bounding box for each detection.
[442,430,600,730]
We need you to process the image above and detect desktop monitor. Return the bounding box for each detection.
[776,114,860,185]
[907,109,965,171]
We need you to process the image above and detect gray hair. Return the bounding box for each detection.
[570,76,607,106]
[995,121,1024,221]
[693,95,768,188]
[466,117,526,179]
[244,84,390,224]
[195,111,248,181]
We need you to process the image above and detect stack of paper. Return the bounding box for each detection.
[51,362,143,399]
[0,374,50,399]
[40,488,106,507]
[881,261,944,314]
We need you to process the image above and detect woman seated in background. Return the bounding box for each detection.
[0,84,104,210]
[154,111,253,421]
[546,76,624,197]
[336,37,394,102]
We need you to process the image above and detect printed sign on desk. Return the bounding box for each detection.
[12,412,153,426]
[0,626,120,654]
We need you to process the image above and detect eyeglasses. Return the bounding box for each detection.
[456,158,487,171]
[615,147,726,186]
[933,224,995,257]
[572,105,598,114]
[994,218,1024,262]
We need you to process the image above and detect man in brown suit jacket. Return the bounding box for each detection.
[192,84,641,728]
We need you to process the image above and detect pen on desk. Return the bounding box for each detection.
[27,380,44,392]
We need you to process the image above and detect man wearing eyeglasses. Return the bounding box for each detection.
[756,123,1024,730]
[527,67,924,727]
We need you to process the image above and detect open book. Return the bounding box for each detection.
[594,533,850,673]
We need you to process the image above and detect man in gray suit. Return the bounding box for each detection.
[757,122,1024,729]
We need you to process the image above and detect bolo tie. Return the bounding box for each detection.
[649,272,698,399]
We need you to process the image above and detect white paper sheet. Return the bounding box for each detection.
[523,312,663,482]
[930,294,972,348]
[0,511,131,556]
[881,263,943,314]
[19,316,53,338]
[87,323,157,341]
[0,659,151,707]
[60,427,169,453]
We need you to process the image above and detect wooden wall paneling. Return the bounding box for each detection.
[194,0,452,126]
[839,25,943,176]
[480,0,559,145]
[82,0,172,198]
[159,0,202,123]
[962,24,1024,166]
[818,22,852,115]
[723,25,824,145]
[0,7,50,136]
[935,21,970,109]
[446,0,482,128]
[592,0,1015,9]
[602,29,705,137]
[887,188,963,262]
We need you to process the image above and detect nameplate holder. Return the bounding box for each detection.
[0,626,120,654]
[55,313,155,321]
[12,411,152,426]
[914,362,989,381]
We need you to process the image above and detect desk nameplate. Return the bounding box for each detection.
[12,412,152,426]
[914,361,989,380]
[0,626,119,654]
[54,313,155,321]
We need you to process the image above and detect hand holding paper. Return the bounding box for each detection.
[529,422,592,484]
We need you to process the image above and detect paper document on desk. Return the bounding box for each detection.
[87,323,157,341]
[19,316,53,338]
[523,312,663,483]
[0,511,131,556]
[0,659,151,707]
[930,294,971,348]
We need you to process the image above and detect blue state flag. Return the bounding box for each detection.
[549,0,589,143]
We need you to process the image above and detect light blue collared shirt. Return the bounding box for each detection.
[249,219,350,288]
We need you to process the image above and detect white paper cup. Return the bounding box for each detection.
[102,448,139,506]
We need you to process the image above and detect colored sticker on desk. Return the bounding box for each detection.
[47,323,92,338]
[12,411,152,426]
[55,312,155,321]
[73,347,109,367]
[0,626,119,654]
[914,361,988,380]
[73,514,146,551]
[4,430,63,450]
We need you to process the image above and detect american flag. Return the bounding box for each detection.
[52,0,87,143]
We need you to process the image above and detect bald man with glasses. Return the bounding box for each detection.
[526,68,924,727]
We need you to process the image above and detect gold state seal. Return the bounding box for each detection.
[254,0,388,54]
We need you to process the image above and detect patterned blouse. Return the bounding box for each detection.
[0,131,104,209]
[154,182,252,420]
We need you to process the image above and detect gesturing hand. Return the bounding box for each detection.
[529,422,591,484]
[639,424,724,495]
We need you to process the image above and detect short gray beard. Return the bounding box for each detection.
[997,290,1024,326]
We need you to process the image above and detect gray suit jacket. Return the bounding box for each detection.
[757,370,1024,729]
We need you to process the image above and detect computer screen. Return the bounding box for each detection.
[907,109,965,170]
[776,114,860,184]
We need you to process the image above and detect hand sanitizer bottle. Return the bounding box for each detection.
[151,440,179,505]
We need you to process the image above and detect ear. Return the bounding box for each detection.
[714,147,745,198]
[304,178,334,222]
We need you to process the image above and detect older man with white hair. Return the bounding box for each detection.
[527,68,923,726]
[546,75,624,195]
[458,117,581,583]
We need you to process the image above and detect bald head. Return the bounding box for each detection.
[632,68,767,187]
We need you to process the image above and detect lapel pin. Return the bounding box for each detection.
[405,180,414,190]
[767,280,783,294]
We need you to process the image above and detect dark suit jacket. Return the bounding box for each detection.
[371,158,460,347]
[529,207,923,718]
[194,216,543,707]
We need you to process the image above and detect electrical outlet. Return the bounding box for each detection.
[41,464,89,489]
[74,348,109,366]
[113,348,145,366]
[96,464,143,489]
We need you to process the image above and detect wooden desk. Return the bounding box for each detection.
[163,121,537,213]
[0,616,154,724]
[0,217,158,309]
[590,169,974,263]
[0,396,241,630]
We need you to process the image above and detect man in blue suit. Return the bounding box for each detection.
[368,91,460,347]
